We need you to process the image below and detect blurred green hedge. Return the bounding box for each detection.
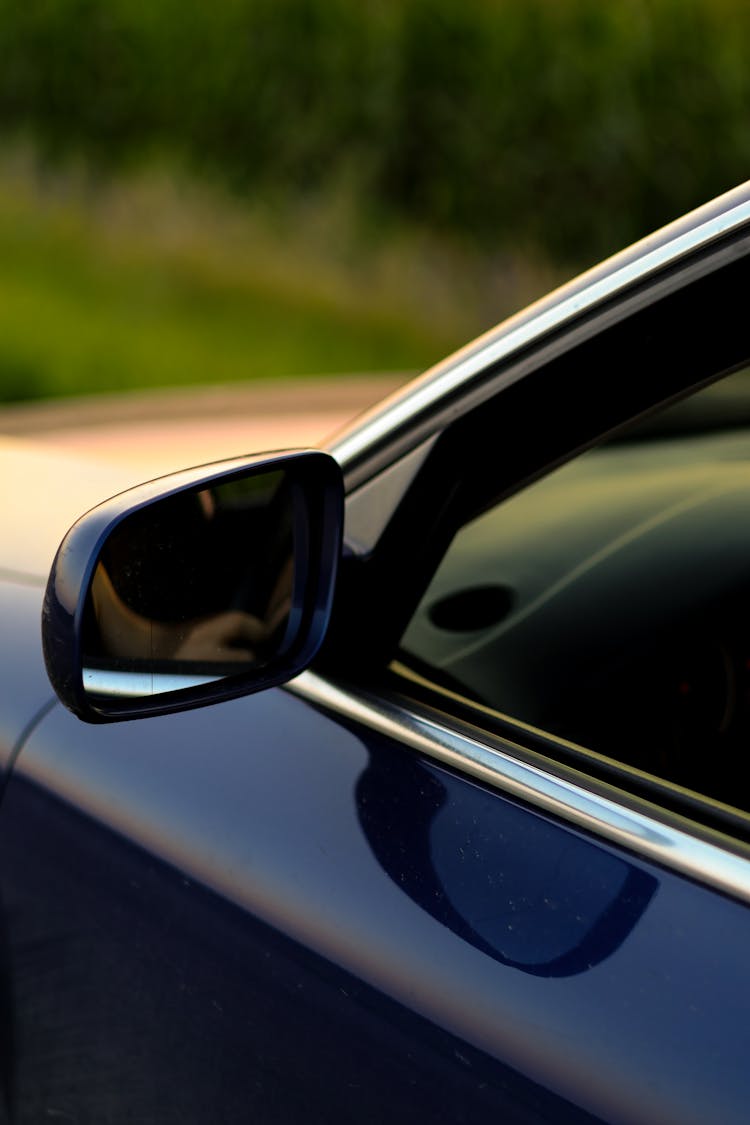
[1,0,748,264]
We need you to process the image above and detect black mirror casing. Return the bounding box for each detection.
[42,450,343,722]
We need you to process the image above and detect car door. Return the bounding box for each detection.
[1,187,750,1124]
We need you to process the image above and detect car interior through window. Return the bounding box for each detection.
[395,365,750,831]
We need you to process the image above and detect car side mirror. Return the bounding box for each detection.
[42,450,343,722]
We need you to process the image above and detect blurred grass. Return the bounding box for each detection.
[0,168,433,401]
[0,152,561,403]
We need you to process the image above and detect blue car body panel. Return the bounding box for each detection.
[0,603,747,1122]
[0,582,55,774]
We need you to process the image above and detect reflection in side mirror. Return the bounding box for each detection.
[43,450,343,722]
[85,470,293,693]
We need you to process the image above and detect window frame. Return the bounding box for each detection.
[313,219,750,878]
[328,230,750,678]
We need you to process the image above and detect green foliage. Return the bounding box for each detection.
[0,167,469,402]
[0,0,748,266]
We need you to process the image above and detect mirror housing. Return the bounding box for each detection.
[42,450,343,722]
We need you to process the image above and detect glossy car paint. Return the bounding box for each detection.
[1,183,750,1122]
[2,640,749,1124]
[0,583,56,770]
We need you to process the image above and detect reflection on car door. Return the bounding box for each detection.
[0,682,749,1123]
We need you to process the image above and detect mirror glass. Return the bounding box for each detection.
[82,468,297,700]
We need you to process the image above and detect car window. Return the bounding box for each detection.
[398,367,750,812]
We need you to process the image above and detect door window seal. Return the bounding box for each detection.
[287,670,750,907]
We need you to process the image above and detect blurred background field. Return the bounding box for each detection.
[0,0,748,403]
[0,153,503,401]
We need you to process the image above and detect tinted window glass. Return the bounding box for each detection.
[400,368,750,807]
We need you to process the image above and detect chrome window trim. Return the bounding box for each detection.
[289,670,750,906]
[333,188,750,470]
